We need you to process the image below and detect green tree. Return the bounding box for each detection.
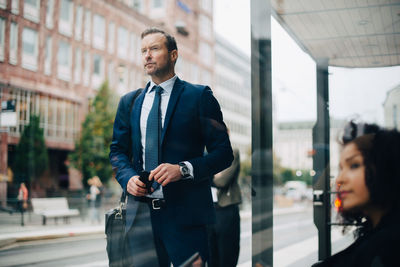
[69,81,117,186]
[13,115,49,186]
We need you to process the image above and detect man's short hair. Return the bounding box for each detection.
[141,28,178,52]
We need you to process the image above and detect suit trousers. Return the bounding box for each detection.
[126,201,159,267]
[208,204,240,267]
[149,203,209,267]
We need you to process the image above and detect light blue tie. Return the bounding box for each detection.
[145,86,163,190]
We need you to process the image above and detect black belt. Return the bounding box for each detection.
[140,197,166,210]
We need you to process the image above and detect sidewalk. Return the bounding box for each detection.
[0,203,309,249]
[0,210,104,249]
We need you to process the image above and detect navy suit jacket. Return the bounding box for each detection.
[110,78,233,230]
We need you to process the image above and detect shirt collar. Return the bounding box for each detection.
[149,75,178,95]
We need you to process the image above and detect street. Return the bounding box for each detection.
[0,204,354,267]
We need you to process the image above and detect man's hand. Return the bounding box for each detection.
[149,163,181,187]
[127,175,153,196]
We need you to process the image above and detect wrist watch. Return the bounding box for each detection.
[179,162,191,178]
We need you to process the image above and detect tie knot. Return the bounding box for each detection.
[153,86,163,95]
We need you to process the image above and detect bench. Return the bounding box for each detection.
[31,197,80,225]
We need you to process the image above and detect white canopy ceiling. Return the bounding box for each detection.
[272,0,400,68]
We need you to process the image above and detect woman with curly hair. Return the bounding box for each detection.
[313,122,400,266]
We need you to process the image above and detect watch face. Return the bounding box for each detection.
[182,166,189,175]
[180,164,189,176]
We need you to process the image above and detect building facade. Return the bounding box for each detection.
[214,34,251,159]
[273,120,345,178]
[0,0,215,191]
[383,84,400,130]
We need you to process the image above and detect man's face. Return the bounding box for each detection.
[141,33,176,78]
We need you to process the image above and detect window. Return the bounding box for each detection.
[22,27,38,71]
[149,0,165,19]
[117,64,127,94]
[108,61,114,87]
[83,51,90,86]
[117,26,128,59]
[191,63,199,83]
[74,48,81,84]
[84,10,91,44]
[199,42,212,66]
[57,40,71,81]
[93,14,105,50]
[23,0,40,23]
[129,32,138,62]
[11,0,19,14]
[0,0,6,9]
[46,0,54,29]
[59,0,73,36]
[0,17,5,62]
[10,22,19,65]
[92,54,103,89]
[199,14,212,39]
[153,0,163,8]
[200,0,212,13]
[132,0,143,13]
[201,69,212,85]
[44,36,52,75]
[74,5,83,41]
[108,22,115,54]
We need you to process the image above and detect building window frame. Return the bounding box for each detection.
[0,17,5,62]
[57,39,71,81]
[74,48,81,84]
[44,36,52,75]
[23,0,40,23]
[117,26,128,59]
[107,21,115,54]
[9,22,18,65]
[92,53,103,89]
[22,26,38,71]
[93,14,105,50]
[58,0,73,37]
[74,5,83,41]
[11,0,19,14]
[84,9,91,45]
[45,0,54,29]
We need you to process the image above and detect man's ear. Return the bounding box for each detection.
[170,49,178,63]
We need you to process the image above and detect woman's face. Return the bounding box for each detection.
[336,143,370,213]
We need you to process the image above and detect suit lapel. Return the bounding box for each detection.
[131,83,150,160]
[161,78,184,144]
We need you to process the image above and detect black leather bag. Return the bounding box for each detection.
[105,191,133,267]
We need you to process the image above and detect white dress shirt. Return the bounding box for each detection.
[140,75,193,198]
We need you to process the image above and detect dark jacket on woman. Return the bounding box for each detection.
[313,211,400,267]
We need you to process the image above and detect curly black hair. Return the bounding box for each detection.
[339,121,400,237]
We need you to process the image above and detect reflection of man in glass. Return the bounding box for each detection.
[110,28,233,266]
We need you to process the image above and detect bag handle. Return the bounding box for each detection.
[115,190,127,219]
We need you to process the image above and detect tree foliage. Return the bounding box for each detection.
[13,115,49,185]
[69,81,117,186]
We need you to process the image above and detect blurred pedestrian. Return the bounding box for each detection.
[17,182,29,226]
[87,176,102,224]
[17,182,28,211]
[209,147,242,267]
[313,122,400,266]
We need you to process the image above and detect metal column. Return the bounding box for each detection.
[251,0,273,266]
[312,59,331,260]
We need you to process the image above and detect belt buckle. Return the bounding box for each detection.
[152,199,161,210]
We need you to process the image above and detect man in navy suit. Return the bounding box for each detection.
[110,28,233,266]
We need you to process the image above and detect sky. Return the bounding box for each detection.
[213,0,400,124]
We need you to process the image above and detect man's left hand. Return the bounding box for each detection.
[149,163,181,187]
